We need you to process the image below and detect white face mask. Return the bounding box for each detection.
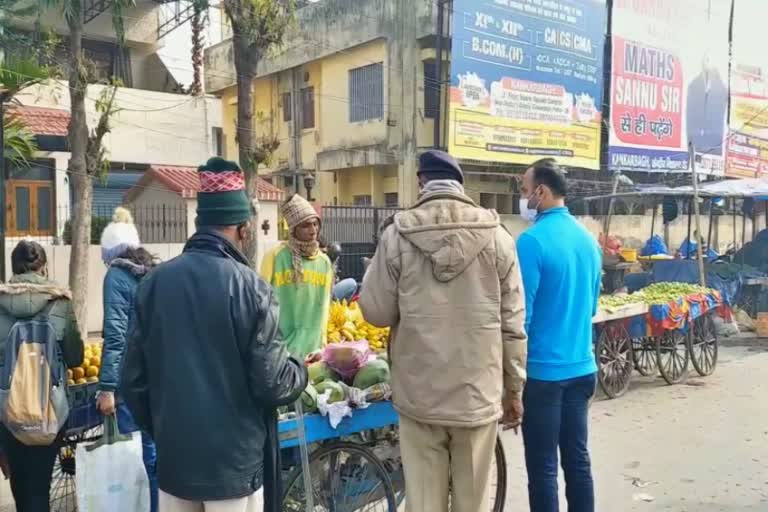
[519,198,538,223]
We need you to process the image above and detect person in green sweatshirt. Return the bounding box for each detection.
[261,194,334,359]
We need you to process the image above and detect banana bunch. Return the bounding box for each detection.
[327,300,391,353]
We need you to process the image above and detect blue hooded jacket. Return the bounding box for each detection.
[99,259,149,392]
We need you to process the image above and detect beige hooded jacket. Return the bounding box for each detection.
[359,190,527,427]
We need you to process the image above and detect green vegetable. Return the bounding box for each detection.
[300,384,318,413]
[315,381,345,403]
[599,281,716,308]
[353,359,390,389]
[307,361,339,385]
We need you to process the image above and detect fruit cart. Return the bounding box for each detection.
[594,284,722,400]
[278,400,508,512]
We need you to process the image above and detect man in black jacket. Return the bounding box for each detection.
[121,157,306,512]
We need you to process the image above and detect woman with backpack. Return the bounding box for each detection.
[95,207,159,512]
[0,241,84,511]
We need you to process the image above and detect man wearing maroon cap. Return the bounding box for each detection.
[122,157,307,512]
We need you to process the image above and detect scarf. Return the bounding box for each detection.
[286,236,319,283]
[420,179,466,196]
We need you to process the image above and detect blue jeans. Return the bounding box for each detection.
[522,373,596,512]
[117,403,158,512]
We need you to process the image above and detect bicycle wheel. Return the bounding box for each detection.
[392,435,507,511]
[50,425,102,512]
[282,441,397,511]
[492,436,507,512]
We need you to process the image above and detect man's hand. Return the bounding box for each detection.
[304,351,323,366]
[96,391,116,416]
[501,393,524,432]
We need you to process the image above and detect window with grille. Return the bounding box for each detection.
[301,87,315,129]
[282,92,292,122]
[384,193,399,207]
[353,195,372,206]
[424,60,439,119]
[349,63,384,122]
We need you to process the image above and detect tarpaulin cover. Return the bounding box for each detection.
[626,291,723,337]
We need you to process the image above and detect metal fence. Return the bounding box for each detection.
[322,206,401,281]
[6,204,188,245]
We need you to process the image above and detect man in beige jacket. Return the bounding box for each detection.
[359,150,527,512]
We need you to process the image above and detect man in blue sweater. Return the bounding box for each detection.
[517,159,602,512]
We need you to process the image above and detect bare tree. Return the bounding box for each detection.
[45,0,131,331]
[220,0,295,265]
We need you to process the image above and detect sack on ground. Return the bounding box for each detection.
[76,417,150,512]
[0,304,69,445]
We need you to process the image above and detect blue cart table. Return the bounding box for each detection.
[278,400,399,449]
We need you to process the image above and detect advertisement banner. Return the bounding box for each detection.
[608,0,730,174]
[447,0,607,168]
[727,0,768,178]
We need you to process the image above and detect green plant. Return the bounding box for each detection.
[62,215,110,244]
[3,114,38,166]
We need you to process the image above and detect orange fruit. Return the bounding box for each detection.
[75,378,87,385]
[72,367,85,380]
[90,357,101,367]
[67,379,75,386]
[86,366,99,378]
[67,369,73,380]
[86,377,99,383]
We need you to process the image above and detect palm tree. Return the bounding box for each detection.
[190,0,207,96]
[3,114,38,166]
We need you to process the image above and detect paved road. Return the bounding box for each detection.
[2,339,767,511]
[501,337,768,511]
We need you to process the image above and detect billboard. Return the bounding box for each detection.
[447,0,607,168]
[608,0,730,174]
[727,0,768,178]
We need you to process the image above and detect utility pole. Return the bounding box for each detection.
[689,141,707,287]
[433,0,445,149]
[601,171,621,253]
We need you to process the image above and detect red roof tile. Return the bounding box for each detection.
[125,165,284,203]
[6,106,70,137]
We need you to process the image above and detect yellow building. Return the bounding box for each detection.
[205,0,520,210]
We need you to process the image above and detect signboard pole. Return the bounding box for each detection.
[434,0,445,149]
[689,141,707,287]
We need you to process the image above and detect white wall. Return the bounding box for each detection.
[4,239,281,334]
[16,82,223,167]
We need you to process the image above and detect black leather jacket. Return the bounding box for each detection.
[121,230,306,507]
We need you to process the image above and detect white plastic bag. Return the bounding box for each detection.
[75,415,150,512]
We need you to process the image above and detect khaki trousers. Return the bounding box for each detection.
[159,489,263,512]
[400,415,498,512]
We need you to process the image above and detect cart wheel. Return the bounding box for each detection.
[656,330,689,385]
[595,322,633,398]
[282,441,397,511]
[50,425,102,511]
[688,314,718,377]
[632,337,658,376]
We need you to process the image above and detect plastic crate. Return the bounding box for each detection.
[65,382,101,434]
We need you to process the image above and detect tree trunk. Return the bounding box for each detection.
[66,15,92,334]
[190,6,204,96]
[232,33,260,266]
